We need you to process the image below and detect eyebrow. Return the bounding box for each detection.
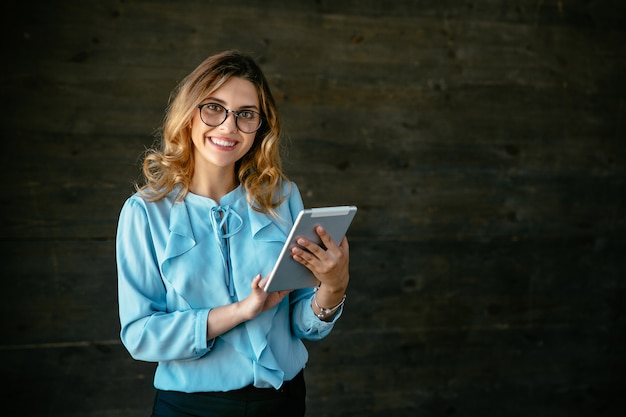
[204,97,260,111]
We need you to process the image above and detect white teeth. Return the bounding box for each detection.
[210,137,236,147]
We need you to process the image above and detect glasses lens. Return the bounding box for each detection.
[235,110,262,133]
[200,104,227,126]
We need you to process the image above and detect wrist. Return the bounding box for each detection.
[311,286,346,321]
[317,280,348,296]
[235,299,254,322]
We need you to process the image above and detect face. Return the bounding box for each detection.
[190,77,260,176]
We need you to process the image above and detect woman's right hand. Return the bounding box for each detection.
[240,274,292,320]
[207,275,291,340]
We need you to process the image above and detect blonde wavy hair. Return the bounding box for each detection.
[137,50,288,215]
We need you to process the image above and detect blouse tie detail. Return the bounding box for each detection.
[210,205,243,298]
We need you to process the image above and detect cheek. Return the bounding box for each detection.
[241,134,257,153]
[189,117,206,144]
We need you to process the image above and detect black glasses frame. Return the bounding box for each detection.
[197,103,263,134]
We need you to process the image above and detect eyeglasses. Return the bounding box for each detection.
[197,103,263,134]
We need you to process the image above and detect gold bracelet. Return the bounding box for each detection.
[313,287,346,319]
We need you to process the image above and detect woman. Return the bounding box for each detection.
[116,50,350,417]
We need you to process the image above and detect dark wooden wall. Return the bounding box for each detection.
[1,1,624,416]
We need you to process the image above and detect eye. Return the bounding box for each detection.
[237,110,256,119]
[205,103,223,113]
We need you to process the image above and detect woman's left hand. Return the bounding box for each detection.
[291,225,350,294]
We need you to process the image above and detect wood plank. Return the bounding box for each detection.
[0,343,156,417]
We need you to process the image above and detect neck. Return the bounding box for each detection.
[190,167,238,202]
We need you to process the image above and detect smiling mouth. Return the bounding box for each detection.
[209,137,237,148]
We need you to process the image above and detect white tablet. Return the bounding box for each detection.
[263,206,357,292]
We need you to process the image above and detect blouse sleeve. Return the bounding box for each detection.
[116,197,213,362]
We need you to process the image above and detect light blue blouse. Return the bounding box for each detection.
[116,181,342,392]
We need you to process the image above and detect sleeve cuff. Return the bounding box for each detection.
[301,295,343,336]
[194,308,215,354]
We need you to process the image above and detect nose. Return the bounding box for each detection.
[219,110,238,133]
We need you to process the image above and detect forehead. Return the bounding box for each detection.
[206,77,259,107]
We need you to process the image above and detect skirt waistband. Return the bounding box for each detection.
[159,370,305,402]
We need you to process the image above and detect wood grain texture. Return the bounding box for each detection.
[1,0,624,416]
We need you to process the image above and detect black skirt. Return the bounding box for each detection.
[151,370,306,417]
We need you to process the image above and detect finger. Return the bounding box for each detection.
[315,225,339,251]
[295,236,326,258]
[291,245,318,266]
[251,274,263,289]
[265,289,291,309]
[277,290,292,300]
